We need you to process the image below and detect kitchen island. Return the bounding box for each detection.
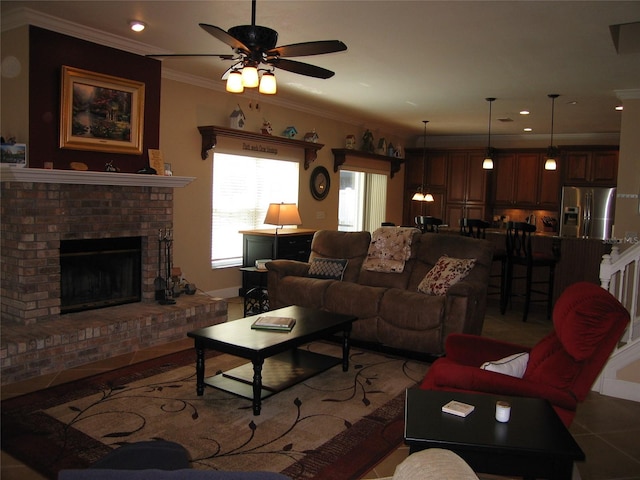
[484,231,612,307]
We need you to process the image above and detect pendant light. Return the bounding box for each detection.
[545,94,559,171]
[412,120,434,202]
[482,97,496,169]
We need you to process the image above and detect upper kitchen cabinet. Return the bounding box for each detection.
[493,152,560,209]
[446,151,488,227]
[404,149,447,189]
[563,148,619,186]
[403,149,447,226]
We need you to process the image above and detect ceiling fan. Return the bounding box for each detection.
[148,0,347,89]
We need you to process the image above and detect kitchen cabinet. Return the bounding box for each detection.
[563,149,619,186]
[446,151,488,227]
[493,152,560,209]
[403,149,447,226]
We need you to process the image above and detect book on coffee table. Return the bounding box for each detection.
[442,400,475,417]
[251,316,296,331]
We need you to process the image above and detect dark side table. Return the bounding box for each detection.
[404,389,585,480]
[239,267,269,316]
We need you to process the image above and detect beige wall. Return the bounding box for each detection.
[0,26,29,144]
[614,95,640,244]
[159,78,408,296]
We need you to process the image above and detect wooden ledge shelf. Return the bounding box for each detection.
[198,125,324,169]
[331,148,404,178]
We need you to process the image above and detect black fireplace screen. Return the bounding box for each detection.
[60,237,142,314]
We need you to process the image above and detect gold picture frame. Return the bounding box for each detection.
[59,66,145,155]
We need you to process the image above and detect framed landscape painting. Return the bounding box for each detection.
[59,66,145,155]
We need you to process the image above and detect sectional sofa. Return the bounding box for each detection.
[266,229,494,356]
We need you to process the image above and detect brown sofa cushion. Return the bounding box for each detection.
[308,230,371,283]
[276,276,335,310]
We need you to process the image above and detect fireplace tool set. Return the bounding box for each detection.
[155,228,176,305]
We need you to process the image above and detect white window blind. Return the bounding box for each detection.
[338,169,387,232]
[211,153,299,268]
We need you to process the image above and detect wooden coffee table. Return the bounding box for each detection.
[404,389,585,480]
[187,305,356,415]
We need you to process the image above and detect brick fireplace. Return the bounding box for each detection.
[1,168,227,384]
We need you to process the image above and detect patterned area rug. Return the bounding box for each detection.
[1,342,429,479]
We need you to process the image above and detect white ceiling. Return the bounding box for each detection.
[2,1,640,143]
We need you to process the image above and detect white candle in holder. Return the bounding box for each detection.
[495,400,511,422]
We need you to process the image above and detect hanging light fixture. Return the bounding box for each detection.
[483,97,496,170]
[225,63,278,95]
[412,120,434,202]
[545,94,560,171]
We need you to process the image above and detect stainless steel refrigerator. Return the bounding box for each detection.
[560,186,616,239]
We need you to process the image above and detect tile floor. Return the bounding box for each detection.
[2,298,639,480]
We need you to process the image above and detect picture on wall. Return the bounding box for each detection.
[0,143,27,167]
[59,66,145,155]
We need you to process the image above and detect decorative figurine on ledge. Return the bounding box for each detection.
[362,129,375,153]
[377,137,387,155]
[345,134,356,149]
[304,129,319,143]
[283,126,298,138]
[105,160,120,172]
[229,104,246,129]
[261,120,273,135]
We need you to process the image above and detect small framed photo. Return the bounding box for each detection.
[1,143,27,167]
[59,66,145,155]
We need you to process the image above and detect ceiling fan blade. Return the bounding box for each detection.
[146,54,236,60]
[270,58,335,79]
[267,40,347,58]
[199,23,249,53]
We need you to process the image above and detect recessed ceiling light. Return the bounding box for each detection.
[130,21,146,32]
[523,127,533,132]
[615,105,624,111]
[519,110,530,115]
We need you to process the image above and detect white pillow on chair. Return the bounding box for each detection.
[480,352,529,378]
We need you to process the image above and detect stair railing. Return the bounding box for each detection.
[600,241,640,346]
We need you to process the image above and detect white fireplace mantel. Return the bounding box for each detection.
[0,166,196,187]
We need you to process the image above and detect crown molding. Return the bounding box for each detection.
[1,7,159,55]
[616,89,640,100]
[420,132,620,149]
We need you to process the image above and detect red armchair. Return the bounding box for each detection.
[420,282,630,426]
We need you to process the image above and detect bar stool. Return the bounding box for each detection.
[501,221,558,322]
[460,219,506,304]
[415,216,442,233]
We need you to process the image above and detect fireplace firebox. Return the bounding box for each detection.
[60,237,142,314]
